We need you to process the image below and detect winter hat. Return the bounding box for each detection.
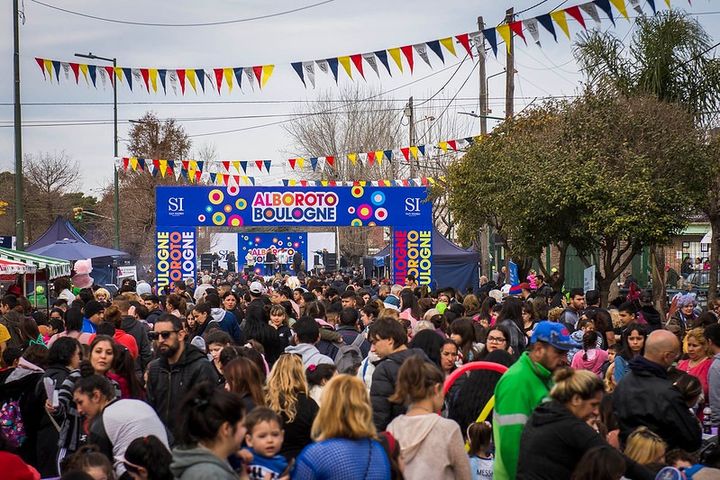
[488,289,503,304]
[72,259,94,289]
[84,300,105,319]
[136,281,152,296]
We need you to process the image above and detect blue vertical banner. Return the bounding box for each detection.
[392,228,433,285]
[508,260,519,286]
[155,227,196,291]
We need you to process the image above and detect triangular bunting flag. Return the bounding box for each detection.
[646,0,657,13]
[315,59,329,76]
[129,157,139,171]
[327,58,340,82]
[426,40,444,63]
[367,151,376,166]
[565,6,587,29]
[439,37,457,57]
[239,161,248,173]
[186,69,197,93]
[140,69,150,92]
[263,160,272,172]
[374,50,392,75]
[289,158,297,169]
[400,46,414,73]
[388,48,404,73]
[252,66,263,87]
[350,54,365,79]
[439,141,449,152]
[35,58,46,79]
[418,145,426,156]
[222,161,230,172]
[122,158,130,170]
[261,65,274,89]
[482,29,498,57]
[310,157,319,171]
[292,62,305,86]
[326,156,335,169]
[338,56,353,79]
[347,153,358,165]
[509,21,527,45]
[176,69,186,94]
[244,67,255,90]
[448,140,457,151]
[456,33,473,58]
[70,63,80,83]
[551,10,571,39]
[383,150,393,161]
[149,68,158,92]
[297,158,305,169]
[401,147,410,161]
[376,151,384,165]
[231,161,240,173]
[196,69,206,92]
[282,179,289,187]
[44,59,54,81]
[409,146,419,159]
[580,2,602,23]
[302,62,316,88]
[496,24,512,54]
[594,0,616,25]
[233,67,243,91]
[289,179,297,187]
[469,32,485,58]
[321,180,329,187]
[88,65,98,87]
[413,44,432,67]
[79,64,89,84]
[103,66,114,85]
[537,14,558,42]
[114,66,123,84]
[223,68,234,93]
[609,0,630,19]
[255,160,264,171]
[158,69,167,94]
[137,158,146,171]
[524,18,542,45]
[197,161,205,172]
[362,53,379,77]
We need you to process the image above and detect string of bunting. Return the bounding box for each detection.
[34,0,676,94]
[117,157,443,187]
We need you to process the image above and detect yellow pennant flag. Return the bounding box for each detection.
[428,177,436,185]
[261,65,274,89]
[297,157,305,169]
[664,0,670,6]
[189,160,198,170]
[409,146,420,159]
[496,24,512,53]
[224,68,234,93]
[610,0,629,19]
[159,160,168,177]
[439,37,457,57]
[338,56,353,79]
[347,153,358,165]
[129,157,139,171]
[321,180,329,187]
[439,141,449,152]
[186,69,197,93]
[375,150,384,165]
[149,69,158,92]
[388,48,404,73]
[114,67,124,83]
[359,181,367,187]
[216,173,224,186]
[551,10,571,39]
[79,64,89,83]
[44,59,54,80]
[232,161,240,173]
[241,176,249,185]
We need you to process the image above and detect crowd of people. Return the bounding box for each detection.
[1,268,720,479]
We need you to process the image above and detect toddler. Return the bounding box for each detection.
[468,421,494,480]
[243,407,288,480]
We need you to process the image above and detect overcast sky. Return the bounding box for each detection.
[1,0,719,195]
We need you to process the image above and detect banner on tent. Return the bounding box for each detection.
[156,186,432,228]
[155,227,196,290]
[393,228,433,286]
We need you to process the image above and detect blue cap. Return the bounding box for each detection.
[530,321,580,351]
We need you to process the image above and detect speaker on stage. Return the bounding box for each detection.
[200,253,213,271]
[325,253,337,272]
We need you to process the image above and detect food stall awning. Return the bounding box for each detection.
[0,247,71,279]
[0,258,37,275]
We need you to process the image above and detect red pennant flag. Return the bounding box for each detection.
[182,161,189,171]
[448,140,458,151]
[300,180,308,186]
[565,6,586,29]
[400,147,410,161]
[195,170,202,182]
[122,158,130,170]
[252,66,263,87]
[329,180,337,186]
[368,151,376,166]
[214,68,224,93]
[69,63,80,83]
[400,45,414,73]
[353,181,360,186]
[177,69,186,95]
[421,177,429,186]
[140,69,150,92]
[255,160,264,171]
[350,54,365,79]
[402,179,410,186]
[326,156,335,168]
[222,161,230,171]
[233,175,240,185]
[509,21,527,45]
[289,158,297,170]
[153,159,160,169]
[35,58,46,78]
[456,33,473,58]
[223,174,229,186]
[104,66,115,85]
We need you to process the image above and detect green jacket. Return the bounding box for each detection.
[492,351,553,480]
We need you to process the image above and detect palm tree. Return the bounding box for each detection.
[573,10,720,308]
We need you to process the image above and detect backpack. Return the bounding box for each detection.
[0,399,26,447]
[334,333,365,374]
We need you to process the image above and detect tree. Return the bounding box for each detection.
[94,112,191,271]
[574,10,720,305]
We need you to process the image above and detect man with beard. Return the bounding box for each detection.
[145,314,218,427]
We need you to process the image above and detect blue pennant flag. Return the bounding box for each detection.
[195,69,206,91]
[483,28,498,58]
[426,40,444,63]
[239,161,248,173]
[180,168,188,179]
[464,137,475,144]
[233,67,243,90]
[248,177,255,185]
[374,50,392,76]
[52,61,61,81]
[210,172,217,183]
[536,14,557,42]
[137,158,146,170]
[646,0,656,14]
[418,145,426,156]
[310,157,319,171]
[263,160,272,172]
[384,150,393,161]
[593,0,616,26]
[123,68,133,91]
[197,161,204,172]
[88,65,97,86]
[327,58,339,83]
[158,69,167,94]
[167,160,175,170]
[291,62,305,86]
[282,179,289,186]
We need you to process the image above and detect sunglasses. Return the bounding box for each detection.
[148,330,179,341]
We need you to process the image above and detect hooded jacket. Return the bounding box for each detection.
[170,445,238,480]
[120,316,151,370]
[146,344,219,427]
[370,348,429,431]
[517,400,652,480]
[209,308,244,344]
[613,356,701,451]
[387,413,471,480]
[284,343,334,369]
[570,348,609,376]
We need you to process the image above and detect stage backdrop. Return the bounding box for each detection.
[239,232,307,274]
[156,185,432,286]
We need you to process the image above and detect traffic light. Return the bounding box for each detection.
[73,207,83,221]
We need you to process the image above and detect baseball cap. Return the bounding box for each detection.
[84,300,105,318]
[249,281,265,295]
[530,321,580,351]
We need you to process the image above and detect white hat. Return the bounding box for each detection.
[249,281,265,295]
[136,281,152,296]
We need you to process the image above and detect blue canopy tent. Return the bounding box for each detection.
[26,216,87,250]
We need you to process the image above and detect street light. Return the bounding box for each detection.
[74,52,120,250]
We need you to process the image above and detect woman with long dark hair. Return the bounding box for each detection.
[399,289,422,329]
[123,435,174,480]
[610,323,647,388]
[243,301,282,366]
[223,357,265,413]
[496,297,526,358]
[449,318,482,364]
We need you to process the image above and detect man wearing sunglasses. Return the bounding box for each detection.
[145,314,218,427]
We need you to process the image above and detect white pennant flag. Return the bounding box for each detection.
[174,166,182,181]
[146,162,155,176]
[168,70,178,95]
[363,53,380,77]
[468,31,486,57]
[524,18,541,46]
[413,44,432,67]
[579,2,601,24]
[243,67,255,90]
[315,59,330,75]
[628,0,643,14]
[302,61,316,88]
[132,69,143,86]
[97,67,108,88]
[61,62,70,80]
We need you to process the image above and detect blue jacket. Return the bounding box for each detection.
[209,308,244,344]
[244,448,288,480]
[81,318,96,334]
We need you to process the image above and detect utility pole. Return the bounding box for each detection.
[505,7,515,120]
[13,0,24,250]
[477,16,488,136]
[408,96,417,178]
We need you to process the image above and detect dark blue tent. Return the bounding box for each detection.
[27,216,87,250]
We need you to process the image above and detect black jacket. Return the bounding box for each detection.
[146,344,219,428]
[637,305,663,332]
[370,348,428,431]
[518,400,653,480]
[613,356,702,451]
[279,392,318,461]
[120,316,152,371]
[146,308,163,325]
[35,365,72,477]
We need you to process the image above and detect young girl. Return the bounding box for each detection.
[468,421,493,480]
[571,331,608,377]
[306,363,337,407]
